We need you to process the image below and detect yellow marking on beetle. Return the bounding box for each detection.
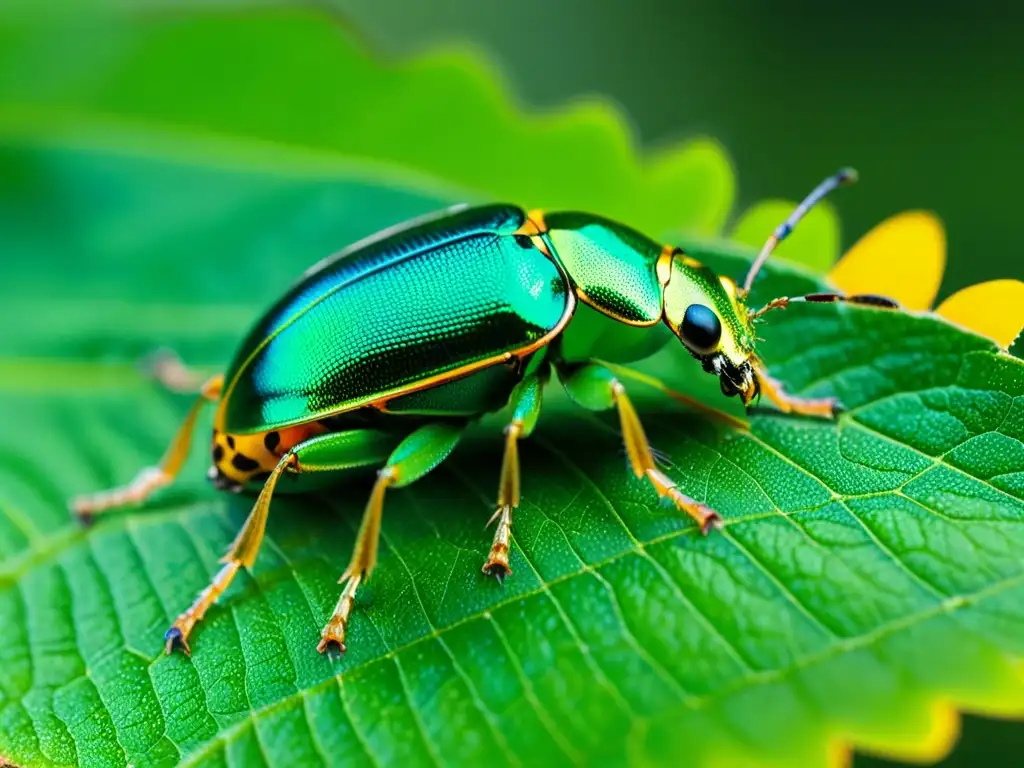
[681,255,704,270]
[530,235,552,257]
[718,274,750,320]
[656,245,676,287]
[514,210,552,256]
[212,421,329,486]
[719,275,738,300]
[516,209,548,236]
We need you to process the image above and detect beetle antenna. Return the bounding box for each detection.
[741,167,858,295]
[749,291,900,322]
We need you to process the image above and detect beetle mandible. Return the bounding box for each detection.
[72,169,898,656]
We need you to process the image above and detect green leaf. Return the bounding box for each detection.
[3,8,1024,768]
[0,4,733,239]
[3,127,1024,768]
[730,199,841,273]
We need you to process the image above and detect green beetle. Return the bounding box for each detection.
[72,169,895,656]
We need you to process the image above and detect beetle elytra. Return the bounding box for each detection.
[71,169,898,656]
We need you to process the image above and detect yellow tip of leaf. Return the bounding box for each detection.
[936,279,1024,348]
[829,211,946,310]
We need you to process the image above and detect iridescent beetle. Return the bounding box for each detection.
[72,169,897,656]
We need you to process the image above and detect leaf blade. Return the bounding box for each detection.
[2,19,1024,768]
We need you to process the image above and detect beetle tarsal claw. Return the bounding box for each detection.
[316,633,346,656]
[699,509,723,535]
[163,625,191,656]
[482,504,513,580]
[644,467,723,534]
[318,572,361,654]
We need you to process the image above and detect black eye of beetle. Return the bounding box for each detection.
[681,304,722,352]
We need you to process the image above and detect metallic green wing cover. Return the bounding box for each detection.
[221,204,572,432]
[542,212,664,325]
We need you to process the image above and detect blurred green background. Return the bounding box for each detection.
[344,1,1024,764]
[340,0,1023,299]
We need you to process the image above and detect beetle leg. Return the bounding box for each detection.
[752,360,838,418]
[70,374,224,523]
[559,362,721,534]
[483,373,545,581]
[165,450,294,655]
[140,347,213,394]
[594,360,748,431]
[319,422,465,654]
[163,429,401,655]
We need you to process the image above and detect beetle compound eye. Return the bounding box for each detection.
[681,304,722,352]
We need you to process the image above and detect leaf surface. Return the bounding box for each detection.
[0,4,733,240]
[2,132,1024,768]
[2,7,1024,767]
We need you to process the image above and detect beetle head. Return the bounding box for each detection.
[660,252,760,405]
[659,168,861,406]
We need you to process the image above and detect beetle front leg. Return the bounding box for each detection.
[753,361,838,419]
[559,362,721,534]
[319,422,465,654]
[482,373,545,581]
[70,374,224,523]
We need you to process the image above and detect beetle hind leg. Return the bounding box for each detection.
[318,422,465,654]
[164,428,401,654]
[317,467,393,654]
[165,450,294,654]
[141,347,212,394]
[481,372,545,581]
[71,374,224,523]
[481,428,518,582]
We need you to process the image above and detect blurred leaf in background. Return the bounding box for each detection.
[2,4,1023,768]
[333,0,1023,297]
